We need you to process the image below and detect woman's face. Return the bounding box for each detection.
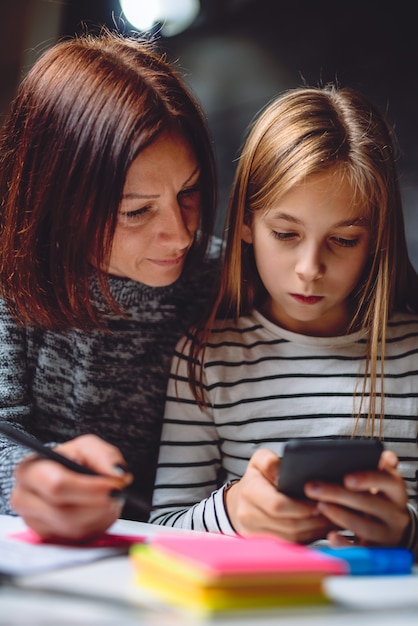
[107,130,201,286]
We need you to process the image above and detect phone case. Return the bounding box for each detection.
[278,438,384,499]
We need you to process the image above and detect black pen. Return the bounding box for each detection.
[0,421,153,514]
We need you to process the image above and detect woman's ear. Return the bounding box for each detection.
[241,222,253,244]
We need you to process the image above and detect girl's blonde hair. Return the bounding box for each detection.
[188,84,418,434]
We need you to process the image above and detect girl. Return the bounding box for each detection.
[149,85,418,558]
[0,31,218,540]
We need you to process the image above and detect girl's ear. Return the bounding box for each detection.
[241,222,253,244]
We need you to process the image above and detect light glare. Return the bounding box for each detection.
[120,1,161,31]
[119,0,200,36]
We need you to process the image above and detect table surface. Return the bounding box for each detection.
[1,514,417,626]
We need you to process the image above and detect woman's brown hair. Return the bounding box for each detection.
[0,31,217,330]
[187,85,418,435]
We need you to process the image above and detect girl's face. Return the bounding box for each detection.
[242,171,372,336]
[107,130,201,286]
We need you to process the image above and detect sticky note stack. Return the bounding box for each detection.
[130,533,347,613]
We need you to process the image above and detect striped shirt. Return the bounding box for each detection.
[150,309,418,547]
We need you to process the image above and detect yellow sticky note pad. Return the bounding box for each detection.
[130,533,347,613]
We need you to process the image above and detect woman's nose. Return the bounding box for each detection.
[160,204,195,249]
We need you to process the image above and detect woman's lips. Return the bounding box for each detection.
[291,293,323,305]
[148,253,186,267]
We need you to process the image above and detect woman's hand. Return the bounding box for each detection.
[304,450,411,547]
[11,434,133,542]
[224,448,336,543]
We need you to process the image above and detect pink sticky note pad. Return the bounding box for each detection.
[147,533,348,578]
[10,528,145,548]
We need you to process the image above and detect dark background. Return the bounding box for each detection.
[2,0,418,265]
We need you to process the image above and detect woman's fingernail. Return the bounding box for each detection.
[345,475,357,487]
[306,482,321,494]
[113,463,129,477]
[109,489,126,503]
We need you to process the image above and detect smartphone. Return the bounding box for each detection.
[278,438,384,499]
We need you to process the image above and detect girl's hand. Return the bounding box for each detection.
[225,448,336,543]
[304,450,411,547]
[11,434,133,542]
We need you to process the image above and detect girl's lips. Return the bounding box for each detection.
[291,293,323,305]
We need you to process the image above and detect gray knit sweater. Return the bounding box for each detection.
[0,260,218,520]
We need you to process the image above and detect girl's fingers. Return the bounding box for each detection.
[250,447,280,484]
[316,500,393,545]
[344,473,408,509]
[227,448,337,543]
[305,480,410,546]
[305,461,408,510]
[378,449,399,471]
[326,530,355,547]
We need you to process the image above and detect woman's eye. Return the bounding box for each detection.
[118,206,149,226]
[178,186,201,207]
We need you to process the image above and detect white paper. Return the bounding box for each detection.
[0,536,125,576]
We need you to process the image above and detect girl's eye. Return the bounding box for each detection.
[332,236,360,248]
[271,230,298,241]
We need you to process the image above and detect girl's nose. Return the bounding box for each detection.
[295,245,325,282]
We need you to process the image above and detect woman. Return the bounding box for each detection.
[0,31,218,540]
